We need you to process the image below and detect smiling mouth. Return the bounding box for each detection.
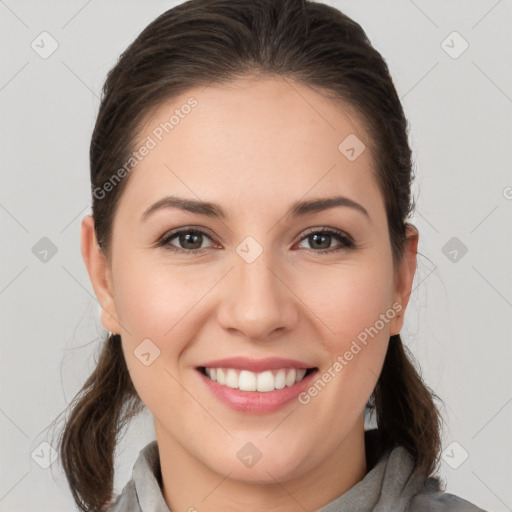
[197,366,318,393]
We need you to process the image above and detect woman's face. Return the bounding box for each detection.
[82,76,417,484]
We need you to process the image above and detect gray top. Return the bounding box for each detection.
[105,430,486,511]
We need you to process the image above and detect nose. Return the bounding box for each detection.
[217,251,299,342]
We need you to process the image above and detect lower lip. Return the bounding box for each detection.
[196,368,318,414]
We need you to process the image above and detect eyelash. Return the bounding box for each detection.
[155,227,355,255]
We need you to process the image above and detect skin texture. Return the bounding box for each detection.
[81,76,418,512]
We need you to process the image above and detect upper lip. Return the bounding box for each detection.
[198,357,316,373]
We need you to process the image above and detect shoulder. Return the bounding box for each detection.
[403,459,487,511]
[102,440,169,512]
[408,481,488,511]
[381,445,487,512]
[103,479,139,512]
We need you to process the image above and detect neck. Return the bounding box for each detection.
[156,417,367,512]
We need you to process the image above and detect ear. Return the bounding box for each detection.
[80,215,121,334]
[389,224,419,336]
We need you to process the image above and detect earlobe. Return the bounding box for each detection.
[80,215,121,334]
[390,224,419,336]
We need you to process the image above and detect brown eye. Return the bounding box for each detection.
[159,229,216,253]
[175,231,204,250]
[296,228,354,254]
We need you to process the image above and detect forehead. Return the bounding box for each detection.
[117,76,384,223]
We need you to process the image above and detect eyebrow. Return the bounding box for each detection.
[141,194,370,222]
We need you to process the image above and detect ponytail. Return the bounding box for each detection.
[57,334,143,512]
[367,334,443,476]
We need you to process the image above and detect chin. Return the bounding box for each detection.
[203,446,310,484]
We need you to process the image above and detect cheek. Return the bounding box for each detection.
[112,250,211,341]
[112,255,222,408]
[114,263,204,419]
[305,258,395,344]
[299,257,394,402]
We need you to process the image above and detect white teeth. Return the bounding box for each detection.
[216,368,226,384]
[225,368,238,388]
[256,370,274,392]
[274,369,286,389]
[239,370,257,391]
[203,367,310,392]
[285,368,297,386]
[295,368,307,382]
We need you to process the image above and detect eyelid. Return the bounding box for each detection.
[298,226,354,244]
[160,225,217,240]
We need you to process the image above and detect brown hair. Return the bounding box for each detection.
[56,0,443,509]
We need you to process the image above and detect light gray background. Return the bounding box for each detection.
[1,0,511,510]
